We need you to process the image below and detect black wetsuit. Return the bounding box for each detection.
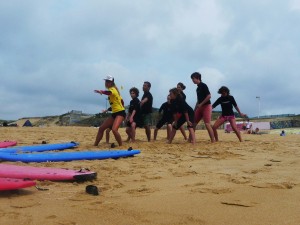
[156,102,173,129]
[170,95,194,130]
[212,95,237,116]
[127,97,142,127]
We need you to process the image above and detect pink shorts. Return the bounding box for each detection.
[194,104,212,124]
[219,115,235,122]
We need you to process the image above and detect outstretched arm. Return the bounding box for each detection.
[94,90,112,95]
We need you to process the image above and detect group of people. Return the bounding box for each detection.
[94,72,247,147]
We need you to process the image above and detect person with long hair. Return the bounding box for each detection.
[94,75,125,147]
[168,88,196,144]
[177,82,186,100]
[212,86,247,142]
[177,82,188,140]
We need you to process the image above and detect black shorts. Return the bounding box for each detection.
[112,110,126,119]
[156,117,173,129]
[126,119,143,128]
[173,112,194,130]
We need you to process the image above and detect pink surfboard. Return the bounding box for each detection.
[0,141,17,148]
[0,177,36,191]
[0,164,97,181]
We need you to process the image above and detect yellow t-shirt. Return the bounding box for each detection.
[108,87,125,113]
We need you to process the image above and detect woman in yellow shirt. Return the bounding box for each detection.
[94,75,126,147]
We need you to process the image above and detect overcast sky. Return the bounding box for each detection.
[1,0,300,120]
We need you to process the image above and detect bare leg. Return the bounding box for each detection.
[111,115,125,146]
[94,117,114,146]
[179,125,187,140]
[189,121,199,142]
[229,119,243,142]
[191,108,201,142]
[145,125,151,142]
[167,124,172,140]
[105,128,111,143]
[188,127,196,144]
[131,122,137,142]
[212,118,224,142]
[125,127,131,142]
[168,128,177,144]
[205,122,215,143]
[154,128,158,140]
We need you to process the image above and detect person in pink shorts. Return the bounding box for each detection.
[212,86,247,142]
[190,72,215,142]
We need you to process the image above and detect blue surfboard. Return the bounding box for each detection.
[0,150,141,163]
[0,142,79,153]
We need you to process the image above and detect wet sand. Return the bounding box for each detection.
[0,126,300,225]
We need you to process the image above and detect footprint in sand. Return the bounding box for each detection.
[0,211,20,219]
[54,220,77,225]
[45,215,57,219]
[221,199,258,207]
[190,187,232,194]
[182,182,206,188]
[228,176,252,184]
[126,186,159,196]
[251,182,295,189]
[141,174,163,180]
[112,181,125,189]
[10,201,41,208]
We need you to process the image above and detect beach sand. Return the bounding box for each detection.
[0,126,300,225]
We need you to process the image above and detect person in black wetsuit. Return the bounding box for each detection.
[176,82,188,140]
[177,82,186,100]
[140,81,153,142]
[168,88,196,144]
[212,86,247,142]
[153,95,173,140]
[125,87,142,142]
[190,72,215,143]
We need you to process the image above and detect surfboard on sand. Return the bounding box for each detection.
[0,177,36,191]
[0,141,17,148]
[0,149,141,163]
[0,164,97,181]
[0,141,79,153]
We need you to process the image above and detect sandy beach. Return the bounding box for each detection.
[0,126,299,225]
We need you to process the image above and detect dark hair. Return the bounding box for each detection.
[177,82,186,90]
[169,87,182,99]
[218,86,230,95]
[190,72,201,81]
[129,87,139,97]
[144,81,151,88]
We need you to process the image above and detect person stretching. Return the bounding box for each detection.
[212,86,247,142]
[94,75,125,146]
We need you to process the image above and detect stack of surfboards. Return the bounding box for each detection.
[0,141,140,191]
[0,164,97,191]
[0,141,140,163]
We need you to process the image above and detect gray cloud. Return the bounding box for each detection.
[0,0,299,120]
